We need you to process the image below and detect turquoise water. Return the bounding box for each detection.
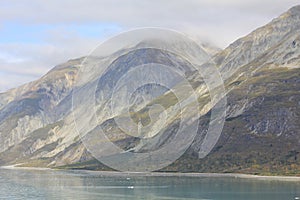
[0,169,299,200]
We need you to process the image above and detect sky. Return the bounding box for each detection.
[0,0,299,92]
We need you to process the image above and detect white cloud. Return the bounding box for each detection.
[0,0,299,92]
[0,31,103,92]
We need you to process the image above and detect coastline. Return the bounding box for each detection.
[0,164,51,171]
[1,164,300,182]
[78,171,300,182]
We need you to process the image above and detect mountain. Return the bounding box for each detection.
[0,6,299,175]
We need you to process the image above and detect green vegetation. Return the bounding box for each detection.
[55,159,115,171]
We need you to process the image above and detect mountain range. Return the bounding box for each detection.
[0,5,299,175]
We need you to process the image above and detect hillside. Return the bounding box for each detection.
[0,6,299,175]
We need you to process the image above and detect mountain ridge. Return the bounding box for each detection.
[0,6,299,175]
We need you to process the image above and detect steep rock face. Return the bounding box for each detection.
[0,60,79,162]
[165,6,300,174]
[216,5,300,79]
[165,65,299,174]
[0,6,299,174]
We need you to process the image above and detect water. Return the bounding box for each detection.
[0,169,299,200]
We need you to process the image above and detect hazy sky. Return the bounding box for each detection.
[0,0,299,92]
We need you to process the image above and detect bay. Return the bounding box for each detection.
[0,169,299,200]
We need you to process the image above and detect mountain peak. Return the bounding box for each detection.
[215,5,300,79]
[289,5,300,14]
[278,4,300,20]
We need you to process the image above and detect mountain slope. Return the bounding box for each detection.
[216,5,300,79]
[0,6,299,174]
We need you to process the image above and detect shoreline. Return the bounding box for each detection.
[77,171,300,182]
[0,164,51,171]
[1,164,300,182]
